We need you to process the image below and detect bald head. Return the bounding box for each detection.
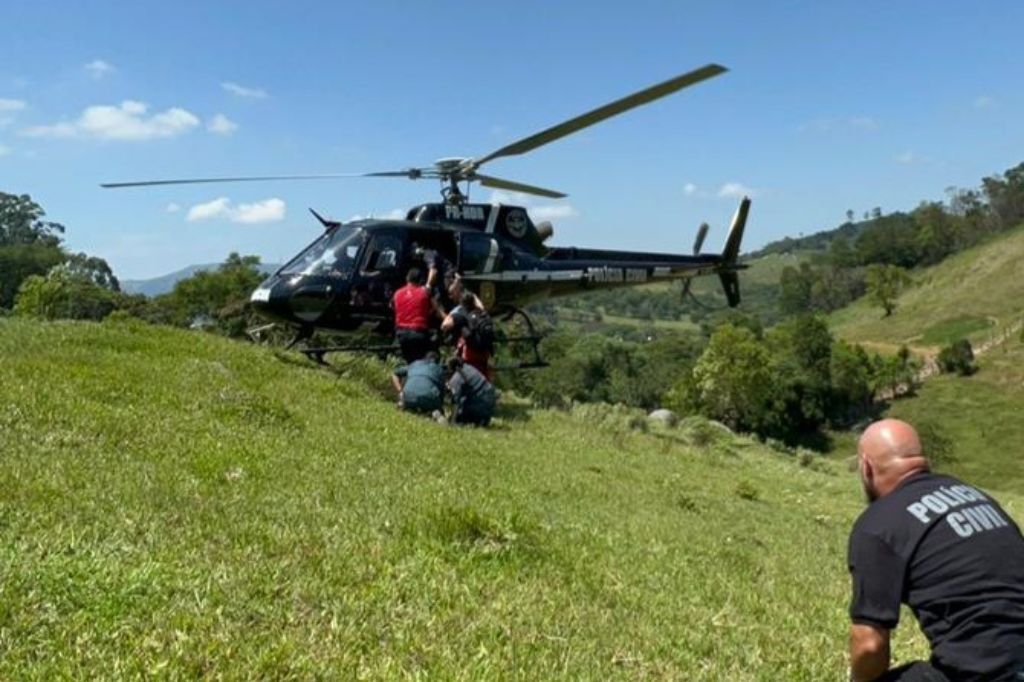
[858,419,929,501]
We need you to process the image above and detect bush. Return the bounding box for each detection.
[936,339,975,376]
[13,271,117,321]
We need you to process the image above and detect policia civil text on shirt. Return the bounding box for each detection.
[847,419,1024,682]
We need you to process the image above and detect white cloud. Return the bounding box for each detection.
[21,100,200,141]
[974,95,996,110]
[529,204,579,221]
[486,190,579,222]
[345,208,406,222]
[717,182,756,199]
[233,198,285,223]
[165,202,181,213]
[0,98,26,112]
[206,113,238,135]
[187,197,231,222]
[85,59,115,79]
[683,182,699,197]
[187,197,285,224]
[0,145,11,157]
[221,82,268,99]
[894,151,918,165]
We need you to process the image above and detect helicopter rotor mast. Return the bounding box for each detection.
[100,63,728,202]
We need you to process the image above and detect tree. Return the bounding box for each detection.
[830,341,875,420]
[57,252,120,291]
[981,162,1024,231]
[0,193,67,309]
[865,264,910,317]
[763,315,835,435]
[0,193,65,246]
[13,269,117,321]
[937,339,976,376]
[684,324,773,433]
[0,242,65,309]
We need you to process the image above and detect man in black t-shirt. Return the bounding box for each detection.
[847,419,1024,681]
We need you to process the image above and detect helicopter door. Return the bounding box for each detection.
[361,232,403,275]
[458,232,501,275]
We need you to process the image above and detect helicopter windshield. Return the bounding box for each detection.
[279,227,365,278]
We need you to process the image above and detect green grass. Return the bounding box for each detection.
[5,318,1012,679]
[831,225,1024,349]
[883,335,1024,493]
[917,315,993,346]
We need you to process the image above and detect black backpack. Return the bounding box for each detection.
[464,309,495,353]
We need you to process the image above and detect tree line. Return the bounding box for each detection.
[1,192,264,336]
[778,162,1024,317]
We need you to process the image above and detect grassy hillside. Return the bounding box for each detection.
[831,225,1024,350]
[5,318,1011,679]
[825,226,1024,492]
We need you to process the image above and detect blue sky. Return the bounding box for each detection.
[2,1,1022,279]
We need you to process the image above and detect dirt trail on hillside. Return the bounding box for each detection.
[878,318,1023,400]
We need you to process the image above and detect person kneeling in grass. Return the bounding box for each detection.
[392,351,445,418]
[847,418,1024,681]
[446,357,496,427]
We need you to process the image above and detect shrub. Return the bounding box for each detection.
[936,339,975,376]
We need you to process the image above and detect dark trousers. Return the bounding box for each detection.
[395,328,434,363]
[875,662,949,681]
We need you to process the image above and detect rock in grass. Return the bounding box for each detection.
[648,409,679,427]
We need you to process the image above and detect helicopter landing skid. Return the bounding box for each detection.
[494,307,549,371]
[298,342,400,365]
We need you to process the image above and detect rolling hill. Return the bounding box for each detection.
[830,224,1024,351]
[828,225,1024,491]
[0,317,978,679]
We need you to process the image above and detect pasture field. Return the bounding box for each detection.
[5,318,1008,679]
[830,224,1024,351]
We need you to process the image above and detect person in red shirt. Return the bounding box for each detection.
[392,267,442,362]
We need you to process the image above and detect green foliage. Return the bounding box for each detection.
[936,338,976,376]
[918,316,992,346]
[829,341,875,417]
[0,192,65,247]
[137,252,266,336]
[57,251,121,291]
[13,270,119,321]
[865,264,910,317]
[685,324,773,433]
[0,242,65,308]
[506,331,700,410]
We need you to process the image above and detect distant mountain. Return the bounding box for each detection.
[122,263,280,297]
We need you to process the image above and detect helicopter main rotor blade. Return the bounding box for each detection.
[471,63,727,169]
[100,171,419,189]
[475,174,567,199]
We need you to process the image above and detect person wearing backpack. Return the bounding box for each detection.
[442,291,495,381]
[446,357,496,426]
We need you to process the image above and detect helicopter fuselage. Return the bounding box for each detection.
[249,201,746,334]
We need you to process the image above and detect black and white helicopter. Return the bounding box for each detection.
[103,63,749,365]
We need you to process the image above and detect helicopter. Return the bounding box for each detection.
[103,63,749,366]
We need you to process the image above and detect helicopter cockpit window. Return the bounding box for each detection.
[362,234,403,274]
[279,227,365,279]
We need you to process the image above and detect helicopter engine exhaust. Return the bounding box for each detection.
[535,221,554,242]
